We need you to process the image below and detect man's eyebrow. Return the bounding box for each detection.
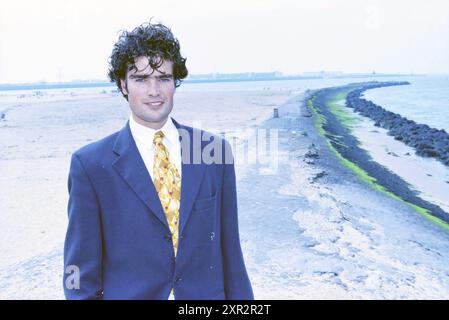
[129,74,173,79]
[156,74,173,78]
[129,74,149,79]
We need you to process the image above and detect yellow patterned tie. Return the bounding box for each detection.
[153,131,181,257]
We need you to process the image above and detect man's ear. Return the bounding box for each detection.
[120,78,128,95]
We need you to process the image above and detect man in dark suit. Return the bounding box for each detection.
[63,22,254,300]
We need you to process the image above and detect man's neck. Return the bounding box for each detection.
[132,115,169,130]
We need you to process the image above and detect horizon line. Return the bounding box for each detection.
[1,71,444,87]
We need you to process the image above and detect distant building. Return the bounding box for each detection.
[187,71,283,81]
[302,71,343,78]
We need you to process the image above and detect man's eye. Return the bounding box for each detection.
[135,78,145,82]
[160,77,172,82]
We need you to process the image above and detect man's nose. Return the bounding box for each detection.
[146,79,160,96]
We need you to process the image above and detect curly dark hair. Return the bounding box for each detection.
[108,21,188,100]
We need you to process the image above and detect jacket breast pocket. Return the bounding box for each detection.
[193,193,217,213]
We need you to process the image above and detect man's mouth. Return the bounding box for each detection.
[144,101,164,107]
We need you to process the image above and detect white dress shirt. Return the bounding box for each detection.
[129,116,182,300]
[129,116,182,180]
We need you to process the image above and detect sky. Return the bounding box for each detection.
[0,0,448,84]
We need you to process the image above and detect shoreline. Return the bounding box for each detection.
[241,90,449,299]
[307,82,449,228]
[347,83,449,167]
[345,103,449,214]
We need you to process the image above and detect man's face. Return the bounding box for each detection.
[120,56,175,129]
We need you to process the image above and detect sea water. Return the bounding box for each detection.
[362,75,449,132]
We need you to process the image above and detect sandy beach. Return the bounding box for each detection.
[1,83,449,299]
[0,86,291,298]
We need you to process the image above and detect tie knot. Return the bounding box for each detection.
[154,131,164,144]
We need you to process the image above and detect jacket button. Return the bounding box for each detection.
[175,277,182,284]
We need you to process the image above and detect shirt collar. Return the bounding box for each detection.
[129,116,179,147]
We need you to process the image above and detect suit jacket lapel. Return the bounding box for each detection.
[112,122,169,229]
[111,119,206,234]
[172,119,206,236]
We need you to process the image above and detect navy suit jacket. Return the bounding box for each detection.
[63,119,254,300]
